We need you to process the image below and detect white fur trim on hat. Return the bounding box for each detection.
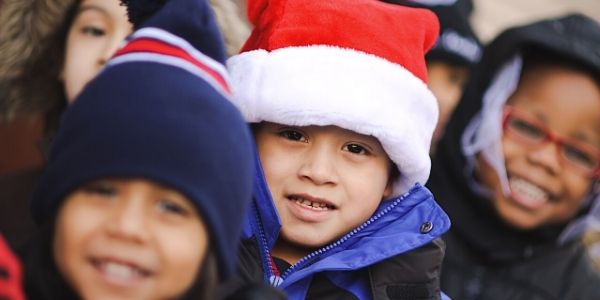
[227,46,438,196]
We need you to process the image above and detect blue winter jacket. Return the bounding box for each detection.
[236,156,451,299]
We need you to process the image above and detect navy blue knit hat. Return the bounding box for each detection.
[31,0,254,280]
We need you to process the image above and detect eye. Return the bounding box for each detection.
[81,26,105,37]
[156,199,190,216]
[278,129,308,142]
[508,117,545,140]
[344,143,369,155]
[82,181,116,197]
[562,144,598,170]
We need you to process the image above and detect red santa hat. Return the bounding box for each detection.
[227,0,439,196]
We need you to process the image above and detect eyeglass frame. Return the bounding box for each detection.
[502,105,600,178]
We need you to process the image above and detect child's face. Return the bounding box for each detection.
[477,66,600,230]
[53,179,208,300]
[61,0,132,102]
[255,123,394,249]
[427,61,471,145]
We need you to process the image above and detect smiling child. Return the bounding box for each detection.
[21,0,256,299]
[222,0,451,299]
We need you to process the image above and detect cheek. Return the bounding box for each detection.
[501,136,520,160]
[258,145,296,190]
[62,39,101,102]
[561,174,593,213]
[53,204,100,286]
[475,154,503,196]
[345,161,390,202]
[156,224,208,294]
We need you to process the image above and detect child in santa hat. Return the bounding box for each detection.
[222,0,451,299]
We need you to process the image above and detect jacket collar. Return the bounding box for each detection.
[244,152,450,286]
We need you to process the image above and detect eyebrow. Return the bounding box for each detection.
[529,108,600,147]
[76,4,109,17]
[572,131,600,149]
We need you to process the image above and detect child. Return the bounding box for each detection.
[223,0,451,299]
[428,14,600,299]
[21,0,257,298]
[0,0,132,123]
[384,0,482,151]
[0,0,132,248]
[0,0,249,247]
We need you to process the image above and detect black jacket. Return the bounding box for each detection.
[219,171,450,300]
[428,14,600,300]
[226,237,446,300]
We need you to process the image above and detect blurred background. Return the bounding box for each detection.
[472,0,600,42]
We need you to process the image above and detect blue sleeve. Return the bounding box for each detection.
[441,291,452,300]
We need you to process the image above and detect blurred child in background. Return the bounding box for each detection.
[20,0,259,298]
[0,0,251,248]
[429,14,600,300]
[0,0,132,248]
[382,0,482,152]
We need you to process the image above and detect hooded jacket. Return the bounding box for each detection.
[224,156,451,300]
[428,14,600,300]
[0,0,75,121]
[0,0,247,121]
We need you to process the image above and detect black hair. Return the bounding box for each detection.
[19,211,78,300]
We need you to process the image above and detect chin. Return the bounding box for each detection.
[495,202,541,231]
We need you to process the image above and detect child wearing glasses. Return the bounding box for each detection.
[428,14,600,300]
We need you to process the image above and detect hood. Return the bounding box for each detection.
[0,0,77,121]
[431,14,600,261]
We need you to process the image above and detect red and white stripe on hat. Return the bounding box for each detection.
[110,27,232,98]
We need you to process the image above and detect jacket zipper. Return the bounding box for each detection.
[264,192,409,287]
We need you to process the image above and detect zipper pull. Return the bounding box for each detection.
[269,275,283,287]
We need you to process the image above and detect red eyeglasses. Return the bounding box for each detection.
[502,105,600,178]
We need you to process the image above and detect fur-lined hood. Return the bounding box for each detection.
[0,0,247,122]
[0,0,76,121]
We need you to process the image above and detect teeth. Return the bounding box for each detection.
[101,261,142,279]
[509,177,549,208]
[289,196,331,210]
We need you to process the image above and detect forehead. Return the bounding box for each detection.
[78,0,127,18]
[509,65,600,144]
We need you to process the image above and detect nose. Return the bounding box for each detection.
[105,196,150,243]
[297,145,339,185]
[527,141,562,176]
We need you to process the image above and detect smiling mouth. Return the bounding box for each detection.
[286,194,336,211]
[90,257,152,282]
[508,176,555,210]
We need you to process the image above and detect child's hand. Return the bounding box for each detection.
[0,234,25,300]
